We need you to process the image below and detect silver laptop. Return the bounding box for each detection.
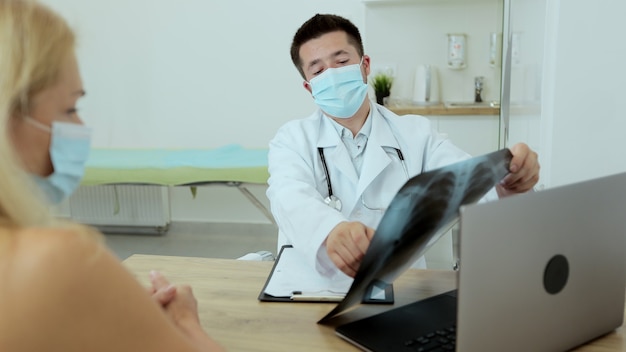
[336,172,626,351]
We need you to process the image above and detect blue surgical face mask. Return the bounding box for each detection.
[308,58,368,118]
[26,117,92,204]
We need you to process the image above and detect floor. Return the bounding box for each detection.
[102,220,456,270]
[103,221,278,261]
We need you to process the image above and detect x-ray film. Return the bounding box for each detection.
[318,148,513,323]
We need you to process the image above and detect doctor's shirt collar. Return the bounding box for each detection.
[327,102,373,141]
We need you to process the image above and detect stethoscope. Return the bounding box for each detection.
[317,146,409,211]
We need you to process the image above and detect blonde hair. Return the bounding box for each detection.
[0,0,76,226]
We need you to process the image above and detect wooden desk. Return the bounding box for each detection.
[123,255,625,351]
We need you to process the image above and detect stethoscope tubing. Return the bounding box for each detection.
[317,146,408,204]
[317,147,334,198]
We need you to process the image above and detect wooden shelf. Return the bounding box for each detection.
[387,103,500,116]
[363,0,500,6]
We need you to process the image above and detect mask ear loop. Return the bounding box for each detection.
[318,147,342,211]
[24,116,52,133]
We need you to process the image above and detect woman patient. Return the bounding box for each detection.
[0,1,223,350]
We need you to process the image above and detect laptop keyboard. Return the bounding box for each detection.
[403,325,456,351]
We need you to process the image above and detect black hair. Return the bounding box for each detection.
[290,14,364,79]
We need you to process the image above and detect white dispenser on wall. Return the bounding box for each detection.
[447,33,467,69]
[413,64,440,105]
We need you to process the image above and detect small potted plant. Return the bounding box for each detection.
[370,72,393,105]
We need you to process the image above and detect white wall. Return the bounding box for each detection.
[40,0,364,149]
[41,0,507,150]
[540,0,626,187]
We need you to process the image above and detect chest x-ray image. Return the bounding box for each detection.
[319,148,513,323]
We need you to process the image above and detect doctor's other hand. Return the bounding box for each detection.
[497,142,540,197]
[326,221,375,277]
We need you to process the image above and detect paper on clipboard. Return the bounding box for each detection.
[258,246,394,303]
[262,246,352,299]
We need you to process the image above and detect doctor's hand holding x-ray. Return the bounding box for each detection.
[266,14,540,278]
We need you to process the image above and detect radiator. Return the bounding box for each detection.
[68,185,171,234]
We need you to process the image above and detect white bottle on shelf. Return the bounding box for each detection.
[413,64,440,105]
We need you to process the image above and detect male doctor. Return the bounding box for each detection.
[266,14,539,278]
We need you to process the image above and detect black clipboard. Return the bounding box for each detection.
[258,245,394,304]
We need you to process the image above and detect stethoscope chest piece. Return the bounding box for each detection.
[324,195,341,211]
[317,145,408,213]
[318,147,343,211]
[324,194,342,211]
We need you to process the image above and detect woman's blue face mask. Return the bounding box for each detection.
[308,58,368,119]
[26,117,92,204]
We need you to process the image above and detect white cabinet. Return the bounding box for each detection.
[426,115,501,156]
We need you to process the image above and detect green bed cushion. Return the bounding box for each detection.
[81,145,269,186]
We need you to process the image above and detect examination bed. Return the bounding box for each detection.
[82,144,269,186]
[71,145,272,232]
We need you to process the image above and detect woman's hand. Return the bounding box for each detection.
[149,272,177,306]
[149,271,200,324]
[148,271,225,351]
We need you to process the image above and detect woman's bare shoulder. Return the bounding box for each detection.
[0,226,200,352]
[0,226,105,348]
[3,225,104,284]
[19,223,101,251]
[1,225,101,277]
[0,225,109,313]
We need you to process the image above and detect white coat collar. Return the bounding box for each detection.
[357,104,401,196]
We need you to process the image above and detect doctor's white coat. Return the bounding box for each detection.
[267,103,497,276]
